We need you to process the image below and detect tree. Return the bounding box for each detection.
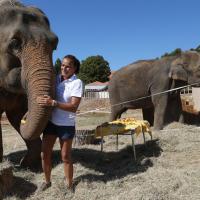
[161,48,182,58]
[194,45,200,52]
[78,55,111,84]
[54,58,61,74]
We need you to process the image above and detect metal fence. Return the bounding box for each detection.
[74,129,95,145]
[180,86,192,95]
[83,89,109,99]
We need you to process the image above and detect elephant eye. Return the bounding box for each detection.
[9,38,22,52]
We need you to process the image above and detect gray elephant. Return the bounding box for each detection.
[0,0,58,168]
[109,51,200,130]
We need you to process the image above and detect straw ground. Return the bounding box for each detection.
[1,108,200,200]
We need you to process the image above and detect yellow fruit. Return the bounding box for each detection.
[21,119,26,124]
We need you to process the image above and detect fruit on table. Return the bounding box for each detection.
[95,118,151,137]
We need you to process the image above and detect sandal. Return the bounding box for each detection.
[63,177,75,193]
[37,182,52,193]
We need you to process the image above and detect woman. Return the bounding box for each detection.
[37,55,83,192]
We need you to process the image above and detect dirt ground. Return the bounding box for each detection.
[1,105,200,199]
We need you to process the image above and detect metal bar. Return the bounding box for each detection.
[131,130,136,161]
[142,131,146,144]
[101,127,103,152]
[116,134,118,151]
[150,132,153,140]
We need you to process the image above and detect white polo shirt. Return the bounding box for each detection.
[51,74,83,126]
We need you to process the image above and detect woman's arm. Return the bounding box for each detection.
[55,96,81,113]
[36,95,81,113]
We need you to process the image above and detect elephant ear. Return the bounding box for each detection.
[169,59,188,81]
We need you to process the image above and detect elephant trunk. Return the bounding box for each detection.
[20,41,55,140]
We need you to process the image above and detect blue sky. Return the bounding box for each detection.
[22,0,200,70]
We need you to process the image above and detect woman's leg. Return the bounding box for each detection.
[41,134,57,184]
[59,138,73,188]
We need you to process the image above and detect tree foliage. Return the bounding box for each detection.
[78,55,111,84]
[161,48,182,58]
[190,45,200,52]
[161,45,200,59]
[54,58,61,74]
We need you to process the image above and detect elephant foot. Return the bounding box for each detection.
[151,125,163,133]
[20,153,41,171]
[178,114,184,123]
[153,119,164,131]
[20,138,42,170]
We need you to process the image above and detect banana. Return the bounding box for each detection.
[21,119,26,124]
[95,118,151,138]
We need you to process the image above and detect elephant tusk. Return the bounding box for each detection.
[21,119,26,124]
[21,112,28,124]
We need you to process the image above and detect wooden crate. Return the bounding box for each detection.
[180,95,199,115]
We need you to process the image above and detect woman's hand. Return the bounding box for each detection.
[36,95,54,107]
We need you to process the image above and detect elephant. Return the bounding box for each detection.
[0,0,58,168]
[108,51,200,130]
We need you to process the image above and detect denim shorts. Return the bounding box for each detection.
[43,121,75,140]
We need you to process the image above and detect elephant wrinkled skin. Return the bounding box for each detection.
[109,51,200,130]
[0,0,58,168]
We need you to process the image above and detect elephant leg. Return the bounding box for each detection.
[152,94,168,130]
[5,110,41,169]
[19,138,42,169]
[0,111,3,162]
[164,94,182,124]
[110,105,126,121]
[178,113,184,123]
[176,94,184,123]
[142,107,154,126]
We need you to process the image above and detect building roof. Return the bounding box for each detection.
[86,81,109,86]
[85,81,109,90]
[84,70,116,89]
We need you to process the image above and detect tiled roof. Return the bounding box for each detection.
[86,81,109,86]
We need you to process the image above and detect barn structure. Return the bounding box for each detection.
[83,81,109,99]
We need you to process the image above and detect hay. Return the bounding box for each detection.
[2,110,200,200]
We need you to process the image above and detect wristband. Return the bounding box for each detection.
[52,100,58,107]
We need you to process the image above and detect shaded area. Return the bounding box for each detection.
[54,139,162,184]
[4,151,42,172]
[182,111,200,125]
[4,175,37,199]
[5,139,162,185]
[2,122,200,200]
[5,151,26,166]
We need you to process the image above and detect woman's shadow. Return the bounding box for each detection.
[4,175,37,199]
[54,138,162,184]
[5,138,162,195]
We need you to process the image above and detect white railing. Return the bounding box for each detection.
[83,89,109,99]
[180,86,192,95]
